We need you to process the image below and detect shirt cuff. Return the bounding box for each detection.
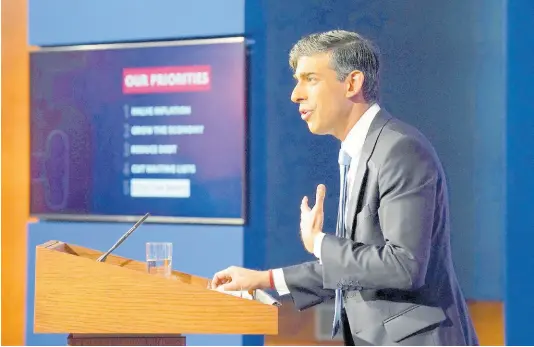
[313,232,326,261]
[272,268,290,296]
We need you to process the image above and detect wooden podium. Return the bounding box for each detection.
[34,240,279,345]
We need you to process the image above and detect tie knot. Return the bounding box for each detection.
[338,149,351,167]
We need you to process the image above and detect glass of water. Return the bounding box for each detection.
[146,242,172,278]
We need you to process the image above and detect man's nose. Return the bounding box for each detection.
[291,85,306,104]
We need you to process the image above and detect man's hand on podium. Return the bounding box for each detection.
[210,266,270,291]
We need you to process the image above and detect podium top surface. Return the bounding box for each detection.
[33,240,279,335]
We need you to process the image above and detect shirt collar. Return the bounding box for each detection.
[341,103,381,160]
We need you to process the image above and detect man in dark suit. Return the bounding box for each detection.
[210,30,479,346]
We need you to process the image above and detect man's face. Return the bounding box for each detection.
[291,53,351,136]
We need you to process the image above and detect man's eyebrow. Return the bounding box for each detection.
[293,72,318,80]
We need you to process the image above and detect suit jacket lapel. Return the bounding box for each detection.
[346,110,392,234]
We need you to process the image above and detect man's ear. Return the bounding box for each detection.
[345,70,364,98]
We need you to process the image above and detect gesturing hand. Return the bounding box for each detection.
[300,184,326,253]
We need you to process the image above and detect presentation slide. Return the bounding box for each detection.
[30,37,246,223]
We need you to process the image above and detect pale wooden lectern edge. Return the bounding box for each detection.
[34,240,279,336]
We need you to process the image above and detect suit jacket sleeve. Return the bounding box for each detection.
[281,261,335,311]
[321,135,439,291]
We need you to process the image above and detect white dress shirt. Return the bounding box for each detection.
[272,103,381,296]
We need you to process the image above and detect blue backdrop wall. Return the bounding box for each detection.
[29,0,246,46]
[504,0,534,344]
[27,0,515,345]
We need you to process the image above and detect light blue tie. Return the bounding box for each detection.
[332,148,351,338]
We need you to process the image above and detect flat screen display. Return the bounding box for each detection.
[30,37,246,224]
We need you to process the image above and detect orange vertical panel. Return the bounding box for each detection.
[1,0,29,344]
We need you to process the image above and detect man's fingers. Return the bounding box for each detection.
[301,196,310,212]
[211,269,231,288]
[315,184,326,210]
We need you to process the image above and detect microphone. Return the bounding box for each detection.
[96,213,150,262]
